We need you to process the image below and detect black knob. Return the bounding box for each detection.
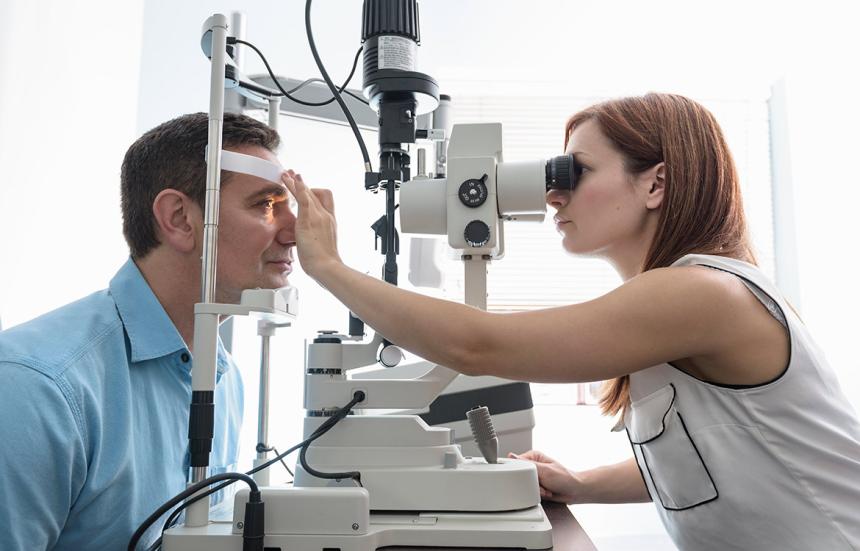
[464,220,491,247]
[458,174,489,208]
[362,0,421,42]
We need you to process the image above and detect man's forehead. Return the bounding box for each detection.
[220,149,284,184]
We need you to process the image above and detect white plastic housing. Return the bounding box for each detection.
[497,159,547,219]
[446,156,499,253]
[232,487,369,535]
[293,416,541,512]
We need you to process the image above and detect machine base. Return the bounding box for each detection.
[163,505,553,550]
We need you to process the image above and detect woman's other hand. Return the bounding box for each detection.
[510,450,582,504]
[281,170,342,278]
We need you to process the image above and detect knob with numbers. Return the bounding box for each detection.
[458,174,489,208]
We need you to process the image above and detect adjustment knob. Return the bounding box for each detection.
[458,174,489,208]
[464,220,491,247]
[379,344,404,367]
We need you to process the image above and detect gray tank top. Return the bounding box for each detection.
[618,254,860,550]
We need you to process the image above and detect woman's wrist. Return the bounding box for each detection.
[308,256,348,288]
[565,469,591,504]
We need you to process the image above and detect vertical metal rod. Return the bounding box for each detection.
[382,174,399,286]
[229,12,246,68]
[268,96,281,131]
[434,95,452,178]
[417,148,426,177]
[463,256,488,310]
[253,329,273,486]
[257,334,271,454]
[187,13,229,528]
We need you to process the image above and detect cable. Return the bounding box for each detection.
[232,39,367,106]
[298,417,363,486]
[305,0,373,170]
[128,473,260,551]
[150,391,366,548]
[257,443,295,477]
[281,46,367,104]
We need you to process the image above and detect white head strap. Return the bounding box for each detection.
[219,149,285,184]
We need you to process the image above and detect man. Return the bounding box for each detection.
[0,112,296,549]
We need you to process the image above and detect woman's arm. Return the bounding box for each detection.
[512,451,650,505]
[284,173,758,383]
[573,458,651,504]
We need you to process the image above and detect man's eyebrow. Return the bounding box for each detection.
[245,184,289,202]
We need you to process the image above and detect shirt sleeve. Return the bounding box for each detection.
[0,362,87,550]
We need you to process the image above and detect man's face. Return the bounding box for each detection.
[211,145,296,303]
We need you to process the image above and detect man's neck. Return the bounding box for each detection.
[134,252,200,352]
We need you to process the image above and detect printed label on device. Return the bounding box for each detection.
[378,35,417,71]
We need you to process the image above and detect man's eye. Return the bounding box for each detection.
[258,198,275,209]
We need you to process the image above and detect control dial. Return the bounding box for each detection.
[458,174,489,208]
[464,220,491,247]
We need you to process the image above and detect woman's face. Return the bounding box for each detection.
[546,119,662,264]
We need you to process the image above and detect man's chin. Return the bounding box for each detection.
[262,275,291,290]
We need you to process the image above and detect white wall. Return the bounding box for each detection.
[782,70,860,406]
[0,0,145,328]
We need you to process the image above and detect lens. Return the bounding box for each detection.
[545,154,580,192]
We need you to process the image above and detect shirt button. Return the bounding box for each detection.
[181,352,190,363]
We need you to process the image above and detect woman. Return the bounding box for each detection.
[283,93,860,549]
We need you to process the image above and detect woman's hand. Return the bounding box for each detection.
[281,170,342,279]
[510,450,582,504]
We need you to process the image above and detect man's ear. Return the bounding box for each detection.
[644,162,666,210]
[151,189,199,254]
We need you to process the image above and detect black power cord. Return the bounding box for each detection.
[128,473,262,551]
[257,443,295,478]
[231,38,368,107]
[305,0,373,171]
[139,391,366,551]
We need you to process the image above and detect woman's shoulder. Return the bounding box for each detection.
[626,256,789,386]
[626,258,752,306]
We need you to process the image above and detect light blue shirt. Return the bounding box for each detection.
[0,259,244,550]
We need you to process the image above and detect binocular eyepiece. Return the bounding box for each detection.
[545,154,580,192]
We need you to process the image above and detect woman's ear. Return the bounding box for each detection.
[151,189,199,254]
[644,162,666,210]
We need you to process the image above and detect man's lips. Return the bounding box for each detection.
[267,259,293,273]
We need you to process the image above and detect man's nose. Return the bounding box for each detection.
[275,205,297,244]
[546,189,570,208]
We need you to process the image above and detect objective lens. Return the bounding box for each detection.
[545,154,580,192]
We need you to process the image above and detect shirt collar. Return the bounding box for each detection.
[109,258,188,363]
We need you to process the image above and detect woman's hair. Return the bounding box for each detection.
[564,93,757,417]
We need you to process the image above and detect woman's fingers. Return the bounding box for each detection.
[281,172,305,207]
[313,188,335,215]
[282,171,334,216]
[511,450,555,464]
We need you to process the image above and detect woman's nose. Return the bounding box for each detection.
[546,189,569,208]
